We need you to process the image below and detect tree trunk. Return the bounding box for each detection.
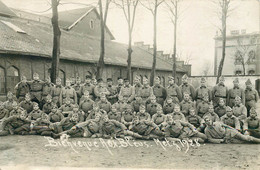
[96,0,106,79]
[50,0,61,84]
[127,23,133,83]
[172,2,177,83]
[150,4,157,86]
[216,6,227,84]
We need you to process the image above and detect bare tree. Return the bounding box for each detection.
[213,0,232,83]
[165,0,182,83]
[96,0,111,79]
[113,0,139,83]
[50,0,61,84]
[140,0,164,86]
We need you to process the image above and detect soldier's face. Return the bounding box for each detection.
[182,78,188,84]
[151,99,156,103]
[143,79,148,85]
[92,79,97,85]
[233,82,239,87]
[167,99,172,103]
[189,110,195,116]
[118,79,123,84]
[65,100,70,105]
[227,110,233,117]
[101,96,106,102]
[46,98,52,103]
[204,118,212,126]
[76,80,81,84]
[250,111,257,118]
[13,104,18,109]
[169,79,174,84]
[71,114,78,122]
[22,76,27,82]
[201,81,206,86]
[66,81,71,86]
[111,107,117,112]
[203,97,209,102]
[157,109,163,115]
[7,94,13,100]
[20,113,27,120]
[134,78,140,84]
[51,108,57,113]
[219,100,225,106]
[107,81,112,86]
[140,107,145,113]
[126,108,132,113]
[93,106,99,111]
[84,93,89,98]
[184,94,189,100]
[33,75,39,80]
[155,78,160,85]
[133,118,139,124]
[125,81,130,86]
[85,78,91,84]
[25,96,30,101]
[33,105,39,110]
[56,80,61,85]
[208,106,214,113]
[246,85,252,89]
[103,116,109,122]
[235,98,241,104]
[174,106,180,112]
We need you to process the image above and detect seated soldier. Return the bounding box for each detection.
[49,105,64,123]
[27,102,44,121]
[180,92,195,117]
[0,110,31,136]
[0,101,9,121]
[56,112,80,133]
[163,97,176,115]
[220,106,241,131]
[97,93,111,113]
[19,93,34,114]
[121,105,135,129]
[162,116,207,143]
[170,104,186,121]
[129,116,164,140]
[59,115,103,138]
[132,96,144,113]
[151,105,167,129]
[9,102,24,117]
[147,95,161,117]
[136,104,151,121]
[4,91,17,112]
[244,108,260,138]
[186,107,204,130]
[59,97,74,117]
[30,113,52,136]
[232,96,247,125]
[214,98,227,118]
[114,95,128,112]
[108,104,122,122]
[101,115,141,139]
[204,116,260,144]
[79,90,94,118]
[68,105,85,123]
[42,94,55,114]
[202,103,220,123]
[87,104,107,120]
[196,95,210,118]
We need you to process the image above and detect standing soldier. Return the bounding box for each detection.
[166,76,182,104]
[179,74,195,101]
[28,73,44,107]
[73,76,82,104]
[116,77,124,93]
[245,79,259,115]
[153,76,167,107]
[119,78,135,103]
[195,77,212,106]
[139,76,153,104]
[212,76,228,107]
[42,77,54,106]
[94,78,110,101]
[80,75,95,100]
[106,78,118,105]
[60,79,77,105]
[133,75,143,98]
[227,78,245,107]
[14,75,30,103]
[52,77,63,107]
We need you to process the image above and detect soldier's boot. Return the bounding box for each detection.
[124,131,142,139]
[248,136,260,144]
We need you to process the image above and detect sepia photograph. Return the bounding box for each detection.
[0,0,259,169]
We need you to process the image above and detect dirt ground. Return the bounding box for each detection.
[0,135,259,170]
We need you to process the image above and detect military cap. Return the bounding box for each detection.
[226,106,232,112]
[233,78,239,83]
[189,107,195,111]
[219,76,225,81]
[250,107,256,113]
[245,79,252,85]
[107,78,113,82]
[168,76,174,80]
[7,91,13,97]
[150,95,156,100]
[174,104,180,108]
[200,77,206,82]
[235,96,241,100]
[33,73,39,77]
[182,74,188,80]
[97,78,103,83]
[155,76,161,81]
[73,104,79,108]
[33,102,39,106]
[85,75,92,79]
[139,104,146,109]
[118,77,123,80]
[46,94,52,100]
[124,78,129,82]
[56,77,61,81]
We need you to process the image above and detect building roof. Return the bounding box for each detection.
[0,0,17,17]
[214,32,260,40]
[0,16,186,72]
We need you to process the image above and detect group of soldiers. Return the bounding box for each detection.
[0,72,260,144]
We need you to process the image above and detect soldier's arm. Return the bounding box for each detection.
[1,116,15,130]
[205,129,223,144]
[255,90,259,102]
[151,114,156,123]
[76,120,91,128]
[59,90,63,105]
[121,114,127,124]
[241,89,245,105]
[176,87,182,101]
[73,89,77,104]
[146,113,151,121]
[243,119,249,131]
[86,112,93,120]
[128,86,135,101]
[179,120,196,130]
[234,117,241,130]
[112,120,127,130]
[94,87,100,98]
[240,106,247,120]
[214,113,220,122]
[162,87,167,100]
[190,86,196,101]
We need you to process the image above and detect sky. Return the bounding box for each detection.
[2,0,260,75]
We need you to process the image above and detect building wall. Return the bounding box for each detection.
[214,34,260,75]
[0,53,183,100]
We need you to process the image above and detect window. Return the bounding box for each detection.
[48,69,66,86]
[247,50,256,64]
[90,20,94,29]
[234,50,243,65]
[248,70,255,75]
[0,67,6,94]
[235,70,242,75]
[6,66,19,93]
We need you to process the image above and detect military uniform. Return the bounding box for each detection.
[108,111,122,122]
[57,117,78,133]
[42,82,54,104]
[163,102,176,114]
[19,100,34,114]
[196,101,210,118]
[214,105,226,118]
[0,116,31,136]
[203,112,220,123]
[15,82,30,102]
[195,86,212,105]
[42,102,55,114]
[134,82,143,98]
[232,103,247,122]
[73,82,82,104]
[0,107,9,121]
[121,110,135,128]
[221,115,240,130]
[28,109,44,121]
[245,88,259,115]
[94,85,110,100]
[170,112,186,121]
[79,98,94,115]
[227,87,245,107]
[136,112,151,121]
[107,84,118,105]
[101,119,128,138]
[212,83,228,107]
[139,85,153,104]
[60,86,77,105]
[153,84,167,106]
[180,100,194,117]
[244,117,260,138]
[132,99,143,112]
[166,84,182,103]
[186,115,203,128]
[4,99,16,112]
[97,100,111,113]
[180,83,195,101]
[52,84,63,107]
[59,103,74,117]
[79,83,95,100]
[151,113,167,128]
[119,84,135,102]
[114,101,129,112]
[49,110,64,123]
[28,79,44,105]
[146,102,161,117]
[9,107,24,117]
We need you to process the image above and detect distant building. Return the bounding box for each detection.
[0,1,191,99]
[214,30,260,76]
